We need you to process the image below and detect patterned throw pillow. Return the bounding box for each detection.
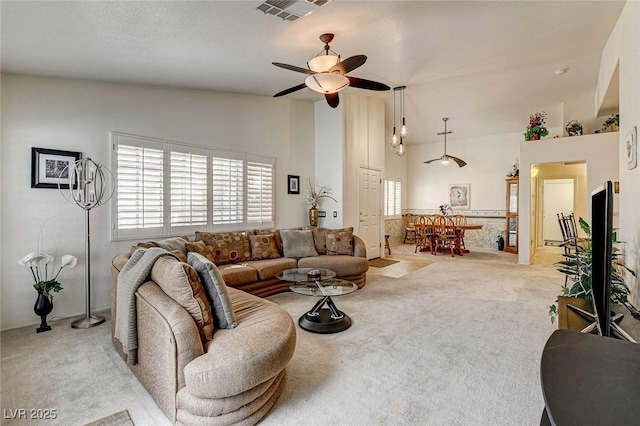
[195,231,251,264]
[249,234,280,260]
[150,256,214,342]
[325,229,354,256]
[185,240,217,264]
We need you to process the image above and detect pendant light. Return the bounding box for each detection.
[394,86,407,157]
[390,88,399,149]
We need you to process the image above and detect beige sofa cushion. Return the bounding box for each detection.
[151,256,214,342]
[195,231,251,264]
[249,234,280,260]
[245,258,297,281]
[217,264,259,287]
[184,287,296,399]
[297,255,369,277]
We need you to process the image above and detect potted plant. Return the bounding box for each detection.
[18,252,77,332]
[524,111,549,141]
[602,113,619,132]
[549,217,639,327]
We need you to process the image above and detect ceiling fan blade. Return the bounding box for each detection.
[423,158,440,164]
[449,155,467,167]
[274,83,307,97]
[329,55,367,74]
[272,62,313,75]
[325,92,340,108]
[347,76,391,91]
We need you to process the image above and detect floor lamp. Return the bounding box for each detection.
[61,157,114,329]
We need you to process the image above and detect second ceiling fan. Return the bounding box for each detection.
[424,117,467,167]
[273,33,390,108]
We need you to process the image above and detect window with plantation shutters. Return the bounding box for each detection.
[170,147,208,232]
[246,158,274,224]
[384,179,402,217]
[111,132,275,240]
[212,153,244,226]
[113,135,164,239]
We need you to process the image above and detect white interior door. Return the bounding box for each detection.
[358,167,381,259]
[542,178,574,242]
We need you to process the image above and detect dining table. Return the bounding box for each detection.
[414,221,483,256]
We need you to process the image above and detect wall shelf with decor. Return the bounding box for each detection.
[505,177,519,254]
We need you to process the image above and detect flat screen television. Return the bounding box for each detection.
[590,181,613,337]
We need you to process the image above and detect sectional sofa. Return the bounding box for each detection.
[110,227,368,425]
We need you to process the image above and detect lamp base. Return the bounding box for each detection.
[71,315,105,329]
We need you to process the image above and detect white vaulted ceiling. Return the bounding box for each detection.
[0,1,624,142]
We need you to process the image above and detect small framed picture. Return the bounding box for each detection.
[288,175,300,194]
[448,183,470,209]
[626,126,637,170]
[31,147,81,189]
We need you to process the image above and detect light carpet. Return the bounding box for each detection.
[1,248,560,425]
[85,410,134,426]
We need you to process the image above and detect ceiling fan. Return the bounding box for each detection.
[272,33,390,108]
[424,117,467,167]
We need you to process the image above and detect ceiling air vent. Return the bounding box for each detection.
[256,0,330,22]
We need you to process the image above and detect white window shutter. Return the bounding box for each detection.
[212,152,244,226]
[170,146,208,233]
[114,140,164,239]
[247,160,274,225]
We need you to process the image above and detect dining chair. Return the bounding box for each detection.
[452,214,467,251]
[414,215,426,253]
[423,215,439,254]
[435,215,458,257]
[403,213,416,244]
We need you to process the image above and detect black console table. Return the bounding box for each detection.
[540,330,640,425]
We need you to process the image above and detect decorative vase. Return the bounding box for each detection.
[309,207,319,227]
[34,291,53,333]
[610,124,619,132]
[530,133,540,141]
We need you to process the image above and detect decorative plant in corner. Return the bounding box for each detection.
[524,111,549,141]
[549,217,638,324]
[19,252,77,332]
[19,252,78,301]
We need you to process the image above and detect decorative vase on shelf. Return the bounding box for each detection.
[309,207,319,227]
[530,133,540,141]
[34,291,53,333]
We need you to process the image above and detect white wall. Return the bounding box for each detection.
[615,1,640,307]
[314,99,344,229]
[519,132,619,265]
[407,132,520,210]
[1,73,315,330]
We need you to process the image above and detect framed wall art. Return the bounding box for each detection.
[288,175,300,194]
[626,126,637,170]
[31,147,81,189]
[448,183,470,209]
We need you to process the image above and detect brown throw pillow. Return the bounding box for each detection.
[195,231,251,264]
[326,229,354,256]
[171,249,188,263]
[150,256,214,342]
[185,240,217,264]
[249,234,280,260]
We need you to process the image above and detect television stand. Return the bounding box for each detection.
[541,330,640,425]
[567,303,637,343]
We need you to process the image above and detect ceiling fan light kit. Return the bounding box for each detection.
[305,72,349,94]
[424,117,467,167]
[273,33,390,108]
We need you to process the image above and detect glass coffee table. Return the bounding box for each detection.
[276,268,358,334]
